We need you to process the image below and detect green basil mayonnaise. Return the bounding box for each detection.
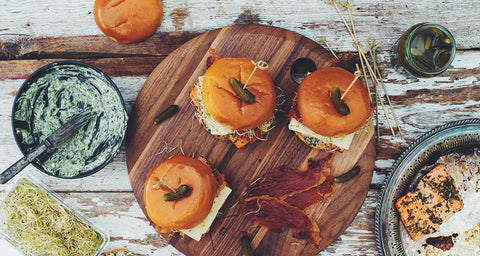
[13,63,128,178]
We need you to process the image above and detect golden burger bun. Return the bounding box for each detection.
[93,0,163,44]
[143,155,217,232]
[202,57,276,130]
[297,67,373,137]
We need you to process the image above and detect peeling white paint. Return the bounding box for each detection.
[452,52,480,69]
[1,0,479,49]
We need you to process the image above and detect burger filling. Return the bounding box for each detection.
[191,76,275,145]
[287,99,356,151]
[288,117,355,150]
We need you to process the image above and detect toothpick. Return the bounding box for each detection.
[153,178,175,192]
[243,60,269,89]
[341,64,362,100]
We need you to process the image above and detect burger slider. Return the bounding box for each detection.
[190,55,276,148]
[143,155,231,241]
[288,67,374,151]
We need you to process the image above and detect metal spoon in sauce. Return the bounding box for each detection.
[290,57,317,85]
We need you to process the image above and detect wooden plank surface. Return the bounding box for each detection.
[0,0,479,255]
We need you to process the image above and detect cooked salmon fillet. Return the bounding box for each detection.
[395,164,463,241]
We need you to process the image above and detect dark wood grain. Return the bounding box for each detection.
[126,24,376,256]
[0,57,165,79]
[0,32,199,60]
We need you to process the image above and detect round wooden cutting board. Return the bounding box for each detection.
[126,24,375,256]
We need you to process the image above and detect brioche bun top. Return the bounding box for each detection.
[143,155,217,232]
[297,67,373,137]
[202,57,276,130]
[93,0,163,44]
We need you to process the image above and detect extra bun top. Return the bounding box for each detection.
[202,57,276,130]
[297,67,373,137]
[143,155,217,232]
[93,0,163,44]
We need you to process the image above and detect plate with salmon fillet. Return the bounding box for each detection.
[376,118,480,256]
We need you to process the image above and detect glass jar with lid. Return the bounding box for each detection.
[391,23,456,78]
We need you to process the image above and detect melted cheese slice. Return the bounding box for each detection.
[288,118,355,150]
[180,186,232,241]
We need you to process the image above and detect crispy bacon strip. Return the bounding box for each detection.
[197,155,227,194]
[243,198,321,246]
[206,48,223,68]
[240,155,336,248]
[284,176,335,210]
[242,154,333,199]
[308,157,333,173]
[228,128,265,149]
[287,96,302,123]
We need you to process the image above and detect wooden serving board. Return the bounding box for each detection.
[126,24,375,256]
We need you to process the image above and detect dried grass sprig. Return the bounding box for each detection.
[366,37,403,136]
[315,36,340,60]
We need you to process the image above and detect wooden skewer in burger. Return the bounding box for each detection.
[288,66,374,151]
[143,155,231,241]
[190,49,277,148]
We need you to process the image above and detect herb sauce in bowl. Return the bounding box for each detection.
[12,61,128,178]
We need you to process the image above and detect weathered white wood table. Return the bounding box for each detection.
[1,0,479,255]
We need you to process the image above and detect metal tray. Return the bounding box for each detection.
[375,118,480,256]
